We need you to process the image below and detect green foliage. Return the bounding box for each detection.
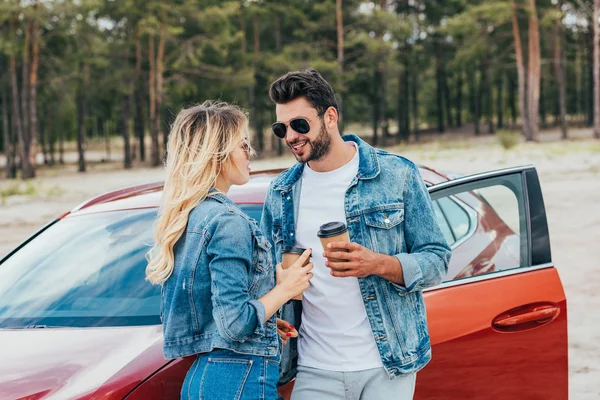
[0,0,597,174]
[497,129,521,150]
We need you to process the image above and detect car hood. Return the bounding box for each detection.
[0,325,166,400]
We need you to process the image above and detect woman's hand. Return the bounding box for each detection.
[276,318,298,345]
[277,249,313,300]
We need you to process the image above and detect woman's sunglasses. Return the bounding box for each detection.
[233,139,253,158]
[271,109,327,139]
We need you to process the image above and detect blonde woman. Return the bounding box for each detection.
[146,102,313,400]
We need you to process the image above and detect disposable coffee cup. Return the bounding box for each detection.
[281,246,310,300]
[317,222,350,263]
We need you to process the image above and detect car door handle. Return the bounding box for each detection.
[492,303,560,332]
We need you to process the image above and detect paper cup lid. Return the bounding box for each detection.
[317,221,348,238]
[282,246,306,255]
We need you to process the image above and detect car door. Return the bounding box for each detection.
[415,166,568,399]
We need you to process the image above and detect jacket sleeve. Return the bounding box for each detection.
[392,162,452,294]
[260,183,279,264]
[205,211,266,341]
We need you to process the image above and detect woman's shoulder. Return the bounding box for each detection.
[188,196,253,234]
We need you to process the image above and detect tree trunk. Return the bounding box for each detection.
[378,69,388,144]
[468,66,478,133]
[148,35,159,166]
[273,11,285,154]
[456,69,463,127]
[474,67,481,135]
[508,72,517,128]
[252,12,263,152]
[157,15,167,158]
[21,20,34,179]
[496,73,504,129]
[105,119,111,161]
[134,28,145,162]
[435,40,445,133]
[411,63,420,142]
[378,0,388,142]
[2,72,16,179]
[594,0,600,138]
[575,46,582,122]
[58,124,64,164]
[47,106,55,166]
[9,20,25,178]
[398,62,410,141]
[403,63,411,139]
[583,30,590,124]
[539,76,547,128]
[481,53,494,134]
[97,117,104,148]
[526,0,541,140]
[39,109,48,165]
[28,6,39,177]
[336,0,344,133]
[122,94,132,169]
[512,2,529,138]
[587,28,594,126]
[372,70,380,146]
[444,68,454,129]
[77,63,88,173]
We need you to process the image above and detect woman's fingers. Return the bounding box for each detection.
[291,248,312,268]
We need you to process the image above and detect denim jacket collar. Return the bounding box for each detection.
[208,189,232,204]
[271,134,380,192]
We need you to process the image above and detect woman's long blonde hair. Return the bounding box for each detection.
[146,101,249,285]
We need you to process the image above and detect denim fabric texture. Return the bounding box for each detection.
[260,135,452,383]
[181,349,281,400]
[161,191,279,360]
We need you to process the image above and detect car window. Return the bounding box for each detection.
[432,196,472,247]
[431,174,527,282]
[432,201,455,246]
[0,209,160,328]
[0,204,264,329]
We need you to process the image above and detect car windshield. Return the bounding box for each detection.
[0,204,264,329]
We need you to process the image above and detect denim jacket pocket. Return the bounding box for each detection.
[364,207,404,229]
[249,228,273,296]
[254,235,272,272]
[363,206,405,254]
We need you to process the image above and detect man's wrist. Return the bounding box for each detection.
[376,254,404,285]
[374,253,394,276]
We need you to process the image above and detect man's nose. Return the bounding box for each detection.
[285,128,302,142]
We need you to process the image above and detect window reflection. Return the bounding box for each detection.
[0,209,159,328]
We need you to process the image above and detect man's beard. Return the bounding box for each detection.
[289,122,331,164]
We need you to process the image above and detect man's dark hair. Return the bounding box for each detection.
[269,69,339,114]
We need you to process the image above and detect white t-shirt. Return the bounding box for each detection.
[295,143,383,371]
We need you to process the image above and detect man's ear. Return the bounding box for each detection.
[325,107,339,129]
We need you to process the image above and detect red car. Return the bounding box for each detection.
[0,165,567,400]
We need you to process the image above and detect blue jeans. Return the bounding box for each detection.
[181,349,280,400]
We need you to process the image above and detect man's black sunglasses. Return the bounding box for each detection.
[271,109,328,139]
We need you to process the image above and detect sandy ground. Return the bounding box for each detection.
[1,129,599,399]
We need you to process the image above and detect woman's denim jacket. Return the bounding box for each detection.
[260,135,452,383]
[161,191,279,359]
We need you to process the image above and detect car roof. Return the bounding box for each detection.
[67,166,451,217]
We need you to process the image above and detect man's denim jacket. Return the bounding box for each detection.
[161,191,279,359]
[260,135,451,383]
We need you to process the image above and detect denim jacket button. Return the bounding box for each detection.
[384,218,391,224]
[287,196,291,200]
